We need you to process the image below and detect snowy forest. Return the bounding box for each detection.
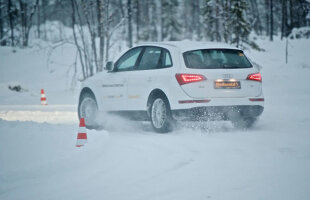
[1,0,310,79]
[2,1,310,199]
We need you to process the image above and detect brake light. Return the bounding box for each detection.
[175,74,206,85]
[247,73,262,82]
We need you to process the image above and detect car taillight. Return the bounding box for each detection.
[247,73,262,82]
[175,74,206,85]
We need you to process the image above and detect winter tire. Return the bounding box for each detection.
[150,96,173,133]
[231,117,257,129]
[78,92,100,129]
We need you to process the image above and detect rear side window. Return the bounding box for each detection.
[138,47,161,70]
[136,47,173,70]
[183,49,252,69]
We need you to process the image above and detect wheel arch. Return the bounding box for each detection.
[79,87,97,102]
[78,87,102,112]
[146,89,171,118]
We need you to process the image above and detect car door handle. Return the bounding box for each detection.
[147,77,152,82]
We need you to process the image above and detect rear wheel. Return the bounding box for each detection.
[78,92,100,129]
[150,96,173,133]
[231,117,257,129]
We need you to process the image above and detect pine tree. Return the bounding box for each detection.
[202,0,222,42]
[161,0,181,41]
[183,0,201,40]
[222,0,231,43]
[248,0,263,35]
[229,0,251,47]
[202,0,215,41]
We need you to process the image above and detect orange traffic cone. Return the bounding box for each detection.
[41,89,47,105]
[76,118,87,147]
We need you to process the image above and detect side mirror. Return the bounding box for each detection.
[105,61,114,71]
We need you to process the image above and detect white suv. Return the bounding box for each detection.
[78,42,264,132]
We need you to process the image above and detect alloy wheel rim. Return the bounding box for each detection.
[151,98,167,129]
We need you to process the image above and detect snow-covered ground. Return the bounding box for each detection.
[1,37,310,200]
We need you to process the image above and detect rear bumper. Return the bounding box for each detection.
[170,95,265,110]
[171,105,264,121]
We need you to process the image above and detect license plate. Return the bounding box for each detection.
[214,80,241,89]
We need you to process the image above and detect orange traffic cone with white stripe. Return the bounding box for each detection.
[41,89,47,105]
[76,118,87,147]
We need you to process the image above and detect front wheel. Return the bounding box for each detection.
[78,92,100,129]
[150,97,173,133]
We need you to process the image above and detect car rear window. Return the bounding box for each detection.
[183,49,252,69]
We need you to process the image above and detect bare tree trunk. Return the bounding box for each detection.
[18,0,39,47]
[118,0,126,52]
[157,0,163,41]
[0,0,4,45]
[127,0,132,48]
[183,1,190,39]
[105,0,110,62]
[18,0,27,46]
[215,3,220,42]
[37,0,40,38]
[42,0,47,40]
[286,37,288,64]
[145,0,150,40]
[269,0,273,41]
[149,1,158,41]
[265,0,269,36]
[96,0,104,71]
[8,0,14,46]
[77,2,91,76]
[70,0,86,79]
[222,0,230,43]
[288,0,293,33]
[73,0,92,77]
[193,0,201,40]
[135,0,140,41]
[82,0,98,73]
[281,0,287,39]
[26,0,39,46]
